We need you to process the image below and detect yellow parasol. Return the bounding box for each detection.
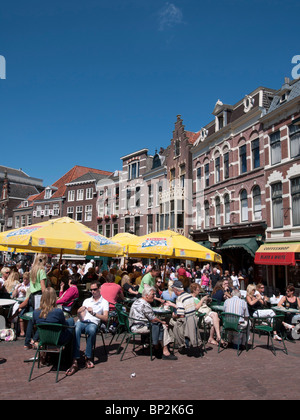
[0,217,123,257]
[110,232,138,256]
[126,230,222,263]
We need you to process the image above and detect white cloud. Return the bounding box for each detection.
[158,3,184,31]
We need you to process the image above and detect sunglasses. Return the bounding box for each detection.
[90,288,98,292]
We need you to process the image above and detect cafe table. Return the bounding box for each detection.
[153,306,173,320]
[271,306,300,316]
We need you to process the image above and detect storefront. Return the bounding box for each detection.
[254,242,300,293]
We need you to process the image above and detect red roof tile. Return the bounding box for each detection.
[33,166,113,201]
[186,131,200,145]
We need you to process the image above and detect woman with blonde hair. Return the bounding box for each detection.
[32,287,74,347]
[24,254,48,349]
[4,271,20,295]
[30,253,48,295]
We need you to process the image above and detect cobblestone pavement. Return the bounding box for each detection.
[1,332,300,401]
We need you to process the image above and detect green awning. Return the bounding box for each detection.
[218,237,259,258]
[197,241,211,249]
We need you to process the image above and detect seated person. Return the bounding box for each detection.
[190,283,223,346]
[211,279,232,304]
[161,279,177,303]
[56,275,79,313]
[224,289,250,347]
[129,285,177,360]
[100,272,124,311]
[32,287,75,348]
[10,272,31,336]
[121,273,141,299]
[278,284,300,328]
[246,284,282,341]
[168,280,202,355]
[66,280,109,376]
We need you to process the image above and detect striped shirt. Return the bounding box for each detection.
[176,292,196,317]
[223,296,249,322]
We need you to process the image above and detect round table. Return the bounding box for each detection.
[0,299,17,306]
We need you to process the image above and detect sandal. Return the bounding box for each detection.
[85,358,94,369]
[208,339,219,345]
[66,362,79,376]
[274,334,282,341]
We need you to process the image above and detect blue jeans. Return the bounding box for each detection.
[74,321,98,359]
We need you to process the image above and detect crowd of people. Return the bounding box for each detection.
[0,254,299,377]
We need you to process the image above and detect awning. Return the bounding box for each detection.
[197,241,211,249]
[254,242,300,266]
[219,237,259,258]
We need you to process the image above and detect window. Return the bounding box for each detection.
[170,168,175,188]
[77,189,84,201]
[196,166,201,190]
[53,204,60,216]
[174,139,180,157]
[85,205,93,222]
[44,205,50,217]
[240,190,248,222]
[126,189,131,211]
[21,215,26,227]
[76,206,83,222]
[289,123,300,158]
[204,163,209,187]
[224,152,229,179]
[67,206,74,219]
[129,161,139,180]
[15,216,20,228]
[180,164,185,188]
[68,190,75,202]
[125,217,131,233]
[105,224,111,238]
[239,145,247,174]
[204,201,210,228]
[272,182,283,228]
[170,200,175,229]
[253,186,262,220]
[98,225,103,235]
[134,216,140,236]
[177,199,184,229]
[27,215,32,225]
[291,177,300,226]
[215,157,220,183]
[148,184,153,207]
[270,131,281,165]
[215,197,221,225]
[36,206,42,217]
[147,214,153,233]
[251,139,260,169]
[113,223,118,236]
[224,194,230,224]
[44,188,52,199]
[135,186,141,207]
[196,202,201,229]
[86,188,93,200]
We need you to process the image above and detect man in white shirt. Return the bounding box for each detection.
[66,280,108,375]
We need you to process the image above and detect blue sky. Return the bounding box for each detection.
[1,0,300,187]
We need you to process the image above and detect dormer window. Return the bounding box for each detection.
[23,201,28,207]
[280,92,288,103]
[44,187,52,199]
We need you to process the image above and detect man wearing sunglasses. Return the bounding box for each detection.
[66,280,109,376]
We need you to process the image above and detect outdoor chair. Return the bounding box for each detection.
[28,323,75,383]
[115,307,153,361]
[109,303,127,345]
[251,314,288,355]
[218,312,249,356]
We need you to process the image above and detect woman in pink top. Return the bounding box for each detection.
[200,272,210,289]
[57,276,79,308]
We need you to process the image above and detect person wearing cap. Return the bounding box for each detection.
[168,280,201,355]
